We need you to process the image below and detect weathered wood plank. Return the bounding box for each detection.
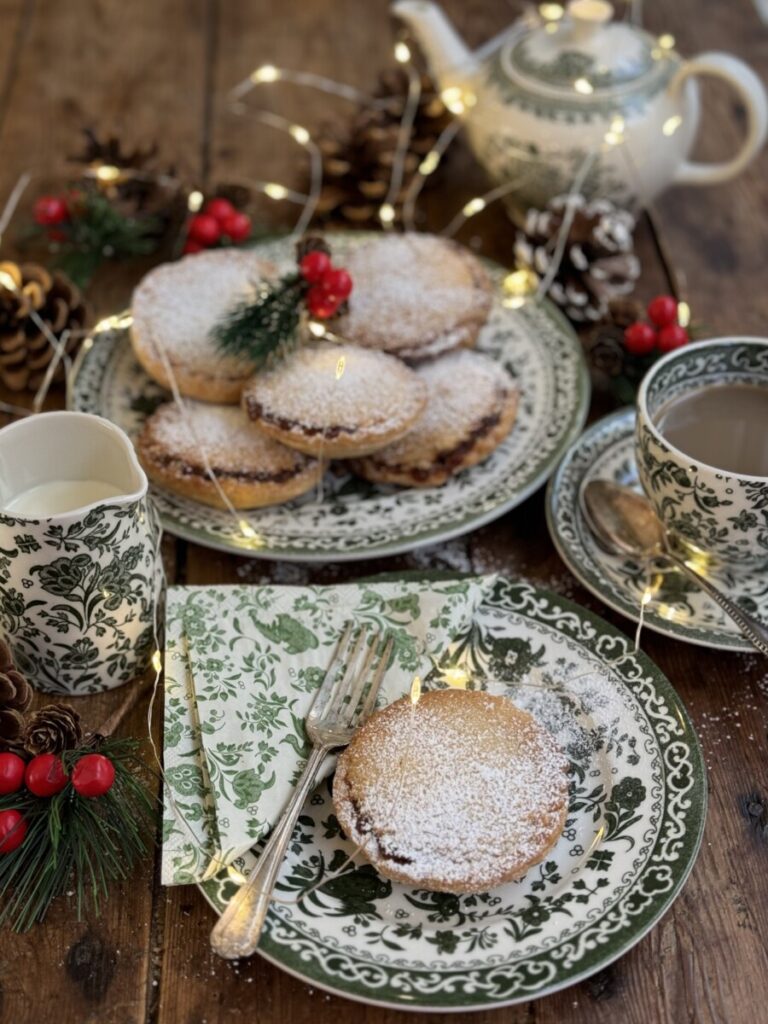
[0,0,205,1019]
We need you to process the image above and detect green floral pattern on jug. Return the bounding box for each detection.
[547,408,768,651]
[189,578,705,1010]
[68,234,589,562]
[0,499,160,693]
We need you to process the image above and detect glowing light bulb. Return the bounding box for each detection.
[442,666,470,689]
[264,183,288,200]
[239,519,257,539]
[419,150,441,176]
[378,202,396,225]
[503,268,539,308]
[662,115,683,136]
[658,33,675,50]
[289,124,310,145]
[227,864,248,885]
[539,2,564,19]
[641,588,654,606]
[394,41,411,64]
[604,115,625,146]
[441,86,466,115]
[151,649,163,673]
[574,77,594,95]
[677,300,691,328]
[95,164,121,183]
[252,64,279,83]
[462,197,486,217]
[187,190,204,212]
[335,355,346,380]
[308,319,326,338]
[0,270,17,291]
[410,675,422,705]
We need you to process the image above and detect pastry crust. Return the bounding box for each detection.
[137,401,322,509]
[333,689,569,894]
[350,350,519,486]
[242,341,427,458]
[335,233,493,361]
[131,249,276,404]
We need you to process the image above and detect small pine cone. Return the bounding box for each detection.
[514,195,641,324]
[583,326,627,381]
[0,261,88,392]
[0,639,33,713]
[23,702,83,755]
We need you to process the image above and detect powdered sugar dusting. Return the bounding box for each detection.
[334,690,569,891]
[371,350,516,465]
[132,250,274,374]
[145,401,314,471]
[337,233,492,354]
[244,342,426,434]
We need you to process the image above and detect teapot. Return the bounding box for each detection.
[393,0,768,211]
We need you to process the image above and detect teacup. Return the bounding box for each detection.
[635,337,768,570]
[0,411,162,694]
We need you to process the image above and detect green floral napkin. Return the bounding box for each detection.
[162,576,496,885]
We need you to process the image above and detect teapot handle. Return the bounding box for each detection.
[671,52,768,186]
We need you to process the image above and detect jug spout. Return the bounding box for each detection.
[391,1,476,86]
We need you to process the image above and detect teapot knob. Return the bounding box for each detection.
[567,0,613,42]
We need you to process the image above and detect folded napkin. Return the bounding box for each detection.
[162,575,496,885]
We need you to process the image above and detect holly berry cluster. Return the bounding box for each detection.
[33,194,71,239]
[184,197,252,254]
[0,750,115,854]
[298,249,353,320]
[623,294,690,357]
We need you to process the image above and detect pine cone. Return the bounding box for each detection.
[0,261,88,392]
[0,639,33,752]
[311,68,453,228]
[514,195,641,323]
[23,702,83,755]
[69,128,182,224]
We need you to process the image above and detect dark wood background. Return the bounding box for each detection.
[0,1,767,1021]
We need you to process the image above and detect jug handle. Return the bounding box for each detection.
[671,52,768,186]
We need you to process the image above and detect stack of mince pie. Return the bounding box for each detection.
[131,233,520,510]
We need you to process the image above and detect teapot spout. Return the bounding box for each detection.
[391,1,477,87]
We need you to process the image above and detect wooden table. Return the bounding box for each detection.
[0,1,766,1021]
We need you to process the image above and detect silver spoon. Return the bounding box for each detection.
[581,479,768,656]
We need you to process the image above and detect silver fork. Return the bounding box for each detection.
[210,623,393,960]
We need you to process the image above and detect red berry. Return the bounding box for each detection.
[188,213,222,246]
[25,754,68,797]
[320,267,353,301]
[299,250,331,284]
[183,239,204,255]
[623,322,657,356]
[0,810,27,854]
[0,753,25,795]
[647,294,679,328]
[657,323,689,353]
[221,211,252,243]
[33,195,69,226]
[203,197,236,222]
[306,285,340,319]
[72,753,115,798]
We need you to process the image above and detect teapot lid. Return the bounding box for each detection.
[502,0,673,95]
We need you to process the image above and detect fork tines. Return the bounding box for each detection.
[310,622,393,730]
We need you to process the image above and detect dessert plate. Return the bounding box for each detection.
[546,407,768,651]
[68,234,589,562]
[197,578,706,1011]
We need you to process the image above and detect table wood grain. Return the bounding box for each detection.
[0,1,766,1021]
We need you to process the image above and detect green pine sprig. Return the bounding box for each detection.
[0,737,155,932]
[211,271,306,368]
[40,191,163,287]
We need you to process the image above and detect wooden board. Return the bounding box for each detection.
[0,0,767,1021]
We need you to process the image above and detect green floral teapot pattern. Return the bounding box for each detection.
[393,0,767,210]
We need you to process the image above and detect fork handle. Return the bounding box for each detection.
[210,744,330,959]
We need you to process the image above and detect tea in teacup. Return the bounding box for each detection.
[654,382,768,477]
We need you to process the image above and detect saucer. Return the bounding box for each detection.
[546,408,768,652]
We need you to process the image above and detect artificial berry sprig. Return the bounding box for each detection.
[183,197,253,254]
[212,235,353,367]
[623,293,690,356]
